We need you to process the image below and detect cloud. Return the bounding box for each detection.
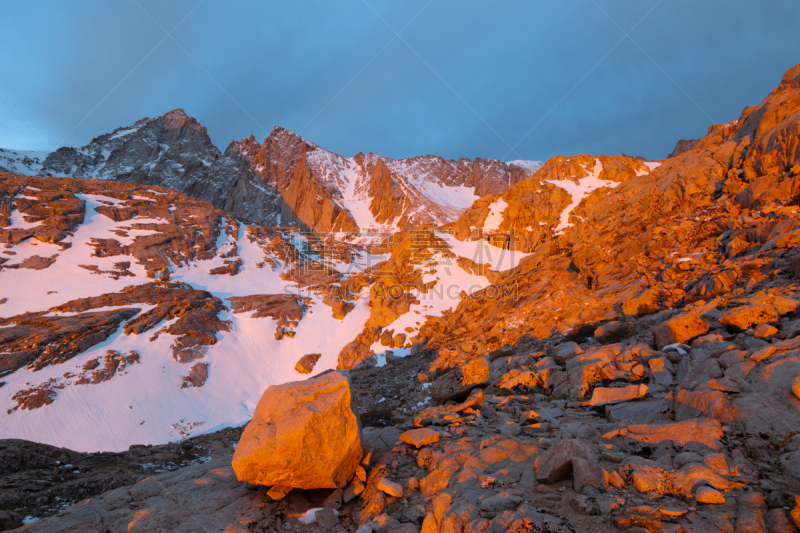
[1,0,798,161]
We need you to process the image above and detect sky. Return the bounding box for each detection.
[1,1,799,163]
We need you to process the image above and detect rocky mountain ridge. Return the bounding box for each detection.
[0,112,544,239]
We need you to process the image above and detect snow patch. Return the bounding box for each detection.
[546,160,619,233]
[483,199,508,232]
[507,160,544,175]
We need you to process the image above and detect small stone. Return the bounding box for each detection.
[754,324,779,338]
[408,477,419,491]
[267,485,293,500]
[433,492,452,523]
[522,422,550,434]
[594,321,628,342]
[370,514,401,533]
[604,469,625,489]
[417,373,428,383]
[751,345,777,362]
[399,428,439,448]
[649,357,673,386]
[316,507,340,528]
[767,508,794,533]
[355,465,367,482]
[376,477,403,498]
[707,377,740,392]
[322,488,343,509]
[343,481,364,503]
[295,353,322,374]
[673,451,703,469]
[552,342,583,365]
[622,289,659,316]
[695,486,726,504]
[793,377,800,401]
[653,313,711,349]
[479,491,523,512]
[420,514,437,533]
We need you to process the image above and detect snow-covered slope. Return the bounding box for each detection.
[0,172,517,452]
[0,148,49,175]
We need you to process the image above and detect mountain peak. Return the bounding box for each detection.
[267,125,309,144]
[776,63,800,93]
[160,108,207,133]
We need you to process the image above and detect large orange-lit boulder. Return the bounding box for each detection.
[232,370,364,489]
[652,313,710,349]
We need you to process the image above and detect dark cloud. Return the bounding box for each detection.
[1,0,798,162]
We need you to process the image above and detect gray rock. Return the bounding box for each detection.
[479,492,523,512]
[316,507,340,528]
[743,337,769,350]
[552,342,583,365]
[779,451,800,477]
[572,457,606,494]
[606,399,671,425]
[673,451,704,469]
[535,439,594,483]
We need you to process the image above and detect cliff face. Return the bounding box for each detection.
[232,127,543,235]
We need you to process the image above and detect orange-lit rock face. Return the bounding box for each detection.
[232,371,364,489]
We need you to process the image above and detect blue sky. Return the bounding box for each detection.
[1,1,799,161]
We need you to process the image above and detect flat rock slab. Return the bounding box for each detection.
[399,428,439,448]
[625,418,723,450]
[588,384,648,407]
[17,454,261,533]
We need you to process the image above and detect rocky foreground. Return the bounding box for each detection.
[9,285,800,533]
